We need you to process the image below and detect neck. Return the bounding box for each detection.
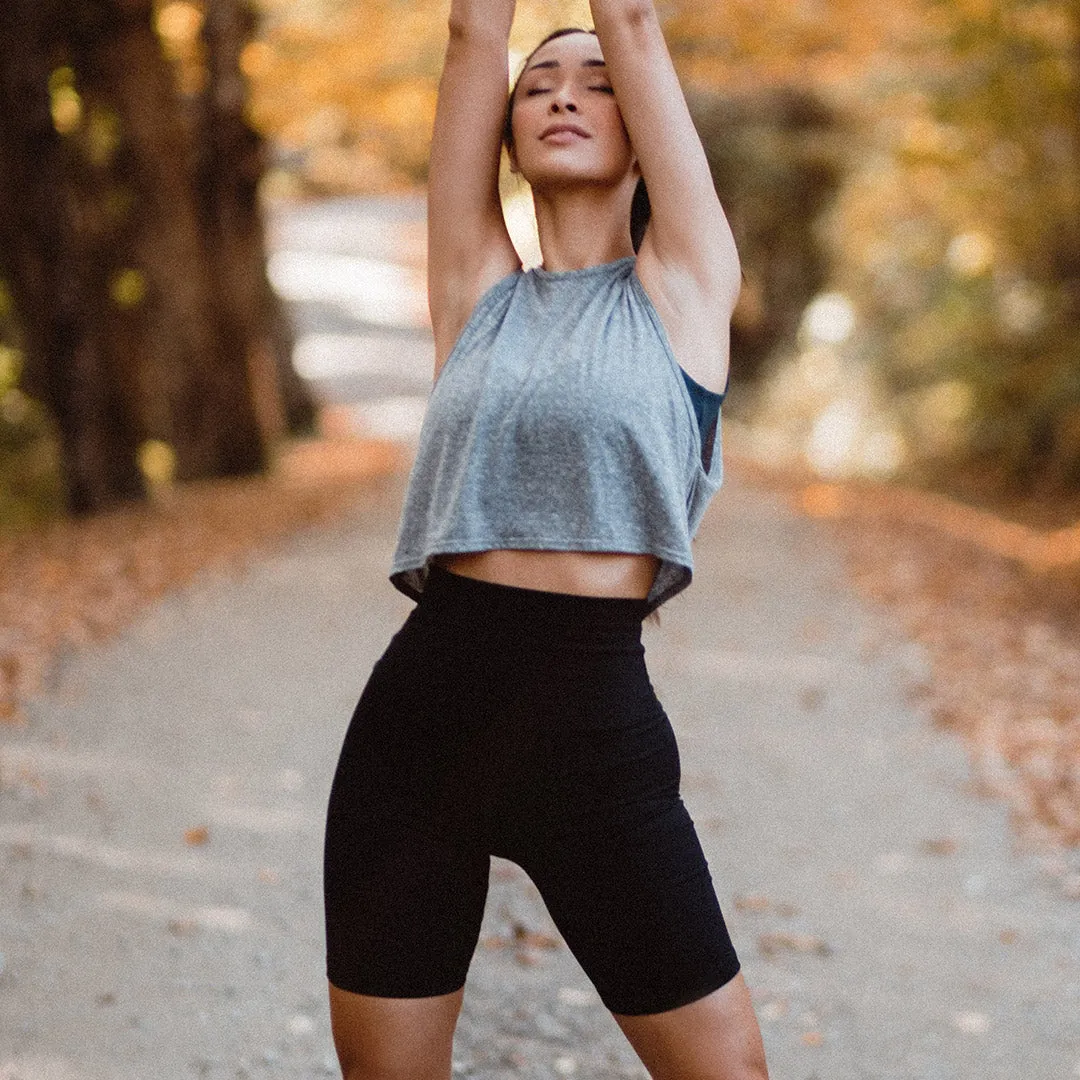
[531,181,636,272]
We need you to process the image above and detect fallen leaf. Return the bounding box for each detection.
[511,922,560,950]
[919,837,958,856]
[758,933,833,958]
[735,894,772,914]
[184,825,210,846]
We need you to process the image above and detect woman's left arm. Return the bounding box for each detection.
[590,0,740,312]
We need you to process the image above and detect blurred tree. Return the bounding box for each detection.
[150,0,1080,500]
[0,0,312,517]
[691,87,843,388]
[196,0,314,441]
[816,0,1080,494]
[0,0,147,513]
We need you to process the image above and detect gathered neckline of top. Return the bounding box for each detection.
[529,256,637,281]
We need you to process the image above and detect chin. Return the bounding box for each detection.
[519,159,632,195]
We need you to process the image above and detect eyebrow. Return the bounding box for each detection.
[524,58,608,73]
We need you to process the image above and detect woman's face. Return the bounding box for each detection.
[509,33,638,193]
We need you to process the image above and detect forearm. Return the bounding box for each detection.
[589,0,659,38]
[447,0,515,42]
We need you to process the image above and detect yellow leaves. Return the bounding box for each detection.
[1005,1,1076,45]
[946,231,995,277]
[156,1,207,95]
[370,84,437,136]
[109,268,148,310]
[86,107,123,169]
[137,440,177,489]
[155,2,205,51]
[49,68,82,136]
[239,40,274,80]
[0,346,22,393]
[510,0,592,54]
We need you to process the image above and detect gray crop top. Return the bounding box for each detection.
[390,255,725,609]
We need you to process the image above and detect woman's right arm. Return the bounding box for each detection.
[428,0,521,375]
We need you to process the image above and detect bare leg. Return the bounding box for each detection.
[613,974,769,1080]
[328,983,464,1080]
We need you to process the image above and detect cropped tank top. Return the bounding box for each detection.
[390,255,725,609]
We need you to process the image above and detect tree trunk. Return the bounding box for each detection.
[0,0,145,513]
[70,0,269,481]
[198,0,316,439]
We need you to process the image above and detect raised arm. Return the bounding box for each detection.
[589,0,741,327]
[427,0,521,374]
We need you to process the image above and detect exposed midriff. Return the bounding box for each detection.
[435,549,660,599]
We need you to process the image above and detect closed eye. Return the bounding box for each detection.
[590,85,615,94]
[525,87,550,96]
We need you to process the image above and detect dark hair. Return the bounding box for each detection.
[503,27,651,254]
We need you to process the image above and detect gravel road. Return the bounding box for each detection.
[2,464,1079,1079]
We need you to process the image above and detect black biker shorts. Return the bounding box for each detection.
[323,565,740,1015]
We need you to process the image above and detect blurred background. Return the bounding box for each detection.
[1,0,1078,527]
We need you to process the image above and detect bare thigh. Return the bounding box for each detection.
[328,983,463,1080]
[613,974,770,1080]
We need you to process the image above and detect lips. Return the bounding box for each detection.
[540,123,589,140]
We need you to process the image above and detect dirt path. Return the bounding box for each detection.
[2,464,1078,1079]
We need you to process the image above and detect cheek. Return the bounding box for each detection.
[510,101,540,150]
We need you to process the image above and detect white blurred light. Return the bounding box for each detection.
[292,332,432,382]
[859,428,905,476]
[947,232,994,277]
[349,396,429,442]
[952,1011,990,1035]
[807,398,862,476]
[268,251,428,329]
[997,281,1045,336]
[800,293,856,345]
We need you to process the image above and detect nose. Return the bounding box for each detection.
[550,85,578,113]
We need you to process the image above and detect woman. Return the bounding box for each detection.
[323,1,771,1076]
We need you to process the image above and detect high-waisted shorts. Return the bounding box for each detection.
[323,566,740,1015]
